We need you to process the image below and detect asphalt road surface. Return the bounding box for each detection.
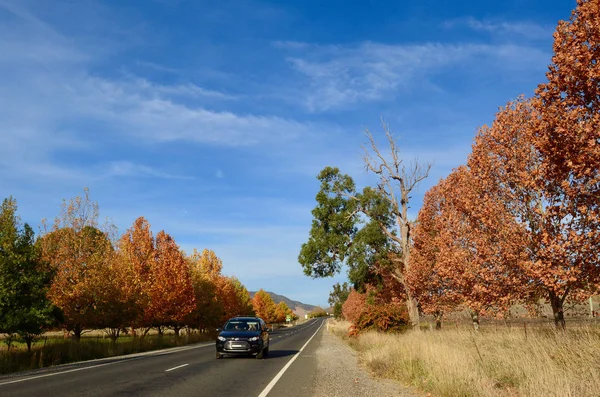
[0,318,326,397]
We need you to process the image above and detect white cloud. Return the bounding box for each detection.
[444,17,552,40]
[135,60,179,73]
[283,41,548,112]
[103,161,194,180]
[0,2,320,184]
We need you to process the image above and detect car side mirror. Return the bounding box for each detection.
[216,327,222,332]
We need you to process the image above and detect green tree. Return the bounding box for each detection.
[299,130,430,329]
[298,167,393,291]
[0,197,57,351]
[328,282,351,319]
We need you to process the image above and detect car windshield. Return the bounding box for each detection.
[224,319,260,332]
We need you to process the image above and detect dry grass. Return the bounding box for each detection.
[0,332,216,374]
[327,319,600,397]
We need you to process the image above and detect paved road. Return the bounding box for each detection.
[0,318,326,397]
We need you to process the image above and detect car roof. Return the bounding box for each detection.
[228,316,261,321]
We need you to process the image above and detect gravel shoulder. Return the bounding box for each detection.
[312,320,420,397]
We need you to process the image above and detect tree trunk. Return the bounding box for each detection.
[471,311,480,331]
[141,326,152,340]
[434,311,443,330]
[405,293,420,329]
[22,334,35,352]
[549,290,566,330]
[108,328,120,343]
[72,324,83,341]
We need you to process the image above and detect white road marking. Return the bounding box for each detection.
[257,320,324,397]
[0,342,214,387]
[165,364,188,372]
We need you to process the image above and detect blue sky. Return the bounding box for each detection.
[0,0,576,307]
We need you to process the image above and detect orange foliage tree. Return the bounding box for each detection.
[341,287,407,335]
[274,301,293,323]
[118,217,156,335]
[252,289,276,323]
[119,218,196,335]
[531,0,600,326]
[90,249,140,341]
[341,289,366,325]
[150,231,196,335]
[185,249,223,330]
[39,189,114,340]
[193,249,253,323]
[468,93,599,328]
[412,166,530,328]
[407,183,463,329]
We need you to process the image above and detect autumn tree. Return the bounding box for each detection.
[412,166,531,329]
[39,189,114,340]
[192,248,252,323]
[185,249,223,330]
[274,301,293,323]
[0,197,57,351]
[119,218,196,335]
[531,0,600,326]
[118,216,154,334]
[229,277,254,317]
[342,289,366,325]
[252,289,276,323]
[468,93,599,328]
[407,184,462,329]
[91,249,140,342]
[147,231,196,335]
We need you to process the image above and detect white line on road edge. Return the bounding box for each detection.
[165,364,188,372]
[0,358,142,387]
[0,342,214,387]
[257,319,324,397]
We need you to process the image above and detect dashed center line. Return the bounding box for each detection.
[165,364,188,372]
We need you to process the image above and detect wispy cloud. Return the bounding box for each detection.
[103,161,194,180]
[136,60,179,73]
[443,17,552,40]
[282,41,548,112]
[0,3,321,184]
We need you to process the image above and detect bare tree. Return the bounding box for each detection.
[361,121,432,328]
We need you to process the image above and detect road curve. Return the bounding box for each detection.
[0,318,326,397]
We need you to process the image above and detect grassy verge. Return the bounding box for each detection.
[0,332,216,374]
[328,320,600,397]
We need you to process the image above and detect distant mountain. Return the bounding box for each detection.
[249,291,317,317]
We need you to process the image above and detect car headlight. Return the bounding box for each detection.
[217,336,226,341]
[248,336,259,342]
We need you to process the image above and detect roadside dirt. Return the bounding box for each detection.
[312,321,419,397]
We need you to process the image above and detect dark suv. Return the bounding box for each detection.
[215,316,270,359]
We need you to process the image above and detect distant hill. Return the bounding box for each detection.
[249,291,317,317]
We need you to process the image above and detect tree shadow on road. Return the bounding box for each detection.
[266,349,298,359]
[221,350,299,360]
